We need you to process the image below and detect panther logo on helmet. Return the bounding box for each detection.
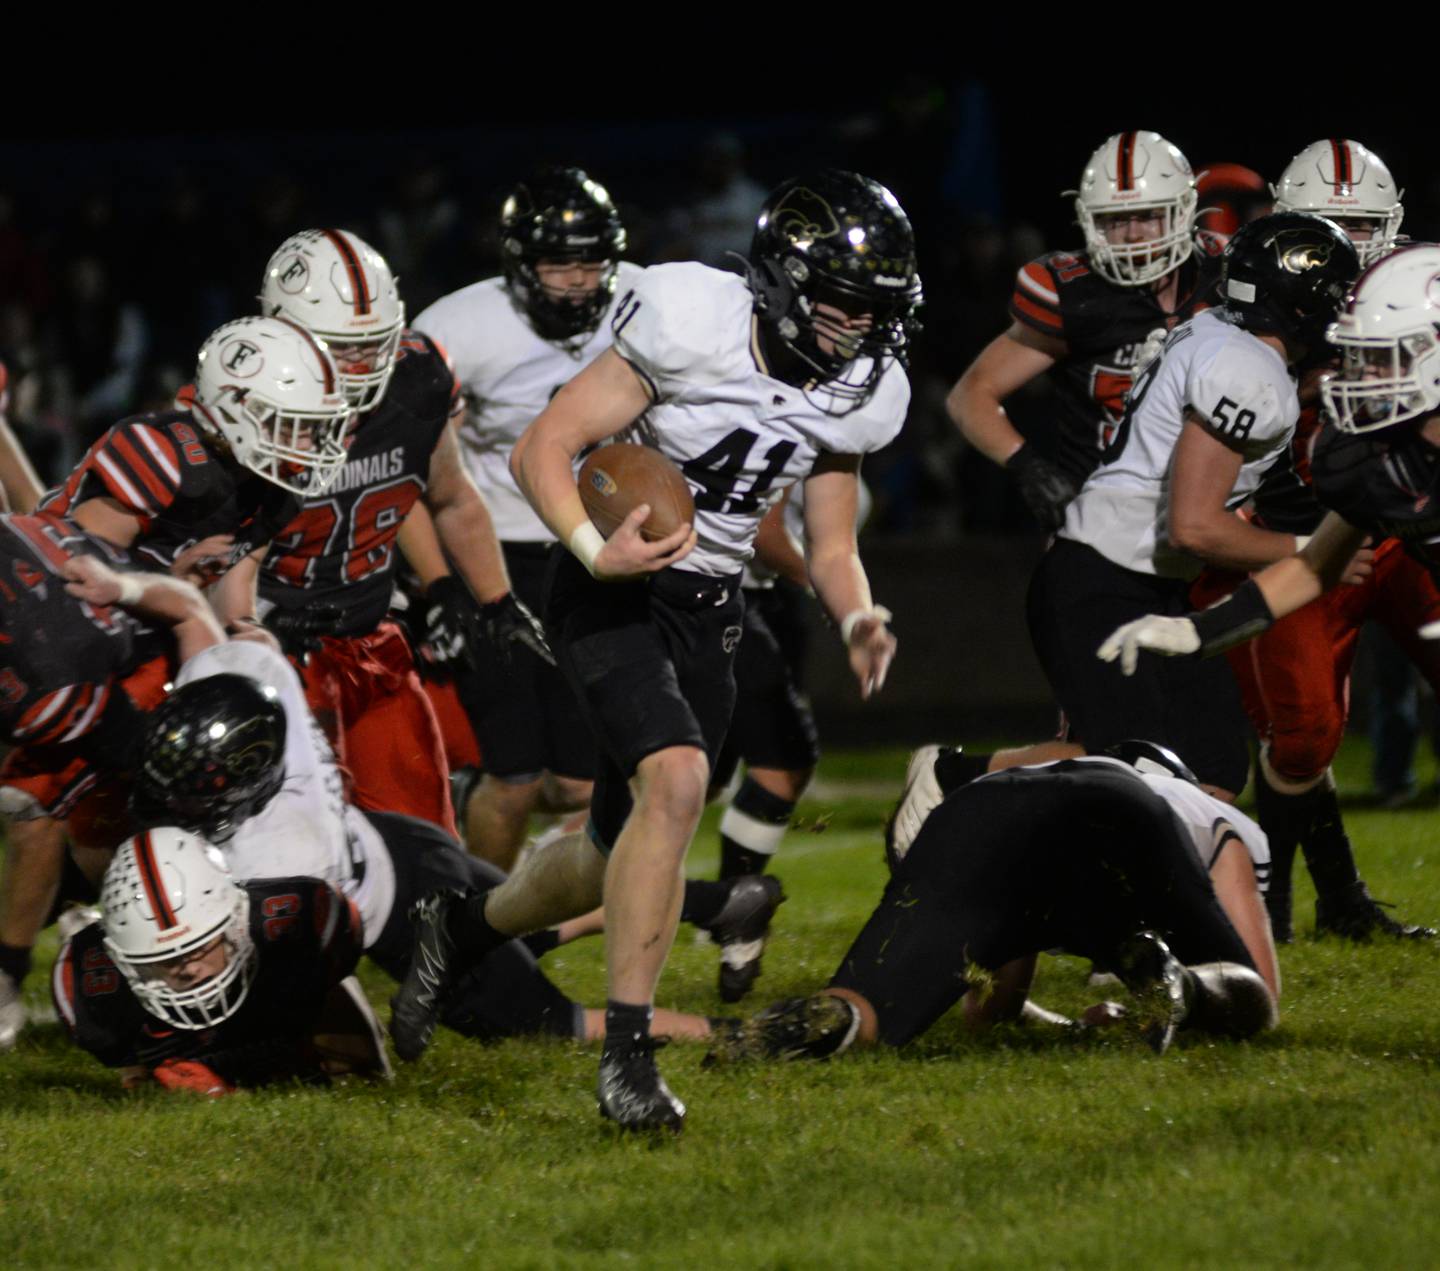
[770,188,842,245]
[1275,234,1334,274]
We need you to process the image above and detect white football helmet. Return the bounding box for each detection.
[1272,140,1403,266]
[191,316,352,497]
[1322,244,1440,434]
[1072,130,1197,287]
[260,229,405,411]
[100,827,256,1031]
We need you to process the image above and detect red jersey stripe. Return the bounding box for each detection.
[109,431,174,509]
[1011,292,1065,333]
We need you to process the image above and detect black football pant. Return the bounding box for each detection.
[364,812,582,1041]
[828,762,1254,1046]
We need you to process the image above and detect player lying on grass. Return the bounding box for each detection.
[53,828,388,1095]
[62,554,732,1052]
[707,745,1278,1064]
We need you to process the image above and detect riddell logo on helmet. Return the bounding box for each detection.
[154,924,194,944]
[221,341,263,377]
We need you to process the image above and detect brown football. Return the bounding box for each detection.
[578,443,695,542]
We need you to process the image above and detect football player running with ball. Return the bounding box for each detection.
[389,170,917,1132]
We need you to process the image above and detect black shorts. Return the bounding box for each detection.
[363,811,581,1041]
[545,553,744,849]
[455,542,596,781]
[711,589,820,788]
[829,761,1254,1046]
[1026,537,1251,793]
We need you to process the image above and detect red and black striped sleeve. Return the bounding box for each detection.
[1008,258,1066,338]
[53,422,184,529]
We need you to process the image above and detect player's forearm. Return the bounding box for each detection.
[126,573,227,657]
[396,503,449,589]
[806,543,871,628]
[513,430,592,550]
[208,554,261,628]
[0,419,45,513]
[754,499,808,588]
[1168,511,1304,574]
[946,375,1024,466]
[432,485,511,603]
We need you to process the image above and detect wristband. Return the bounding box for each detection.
[1190,578,1275,657]
[840,605,893,643]
[567,521,607,577]
[115,574,145,607]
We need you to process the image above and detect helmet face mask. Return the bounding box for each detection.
[261,229,406,411]
[1272,139,1404,267]
[191,317,353,497]
[1321,244,1440,434]
[132,674,288,846]
[101,828,256,1030]
[748,170,922,413]
[1073,131,1197,287]
[501,168,626,343]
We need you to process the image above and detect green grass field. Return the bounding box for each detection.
[5,739,1440,1269]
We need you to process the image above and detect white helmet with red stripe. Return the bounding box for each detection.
[100,827,256,1030]
[1072,130,1198,287]
[260,229,405,411]
[192,316,352,497]
[1321,244,1440,434]
[1272,139,1404,266]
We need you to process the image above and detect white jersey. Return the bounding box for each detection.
[174,642,397,945]
[412,263,645,542]
[611,263,909,578]
[1061,309,1298,579]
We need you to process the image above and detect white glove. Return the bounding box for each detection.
[1096,615,1200,677]
[1420,620,1440,641]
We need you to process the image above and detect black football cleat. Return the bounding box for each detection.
[705,875,786,1003]
[389,890,468,1062]
[597,1037,685,1133]
[1112,930,1190,1055]
[703,993,860,1066]
[1314,882,1436,941]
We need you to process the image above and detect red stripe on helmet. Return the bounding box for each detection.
[273,317,337,396]
[1330,139,1351,194]
[322,229,371,317]
[136,830,180,930]
[1117,132,1137,191]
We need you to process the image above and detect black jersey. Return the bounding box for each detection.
[1311,423,1440,570]
[0,514,145,748]
[1009,249,1219,485]
[40,409,301,582]
[259,331,458,638]
[53,877,361,1083]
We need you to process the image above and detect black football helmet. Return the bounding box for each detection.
[1221,211,1359,350]
[500,167,627,342]
[747,169,922,409]
[131,674,287,844]
[1102,739,1199,785]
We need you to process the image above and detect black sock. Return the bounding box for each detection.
[934,749,992,796]
[719,778,796,879]
[0,942,31,986]
[445,892,509,962]
[603,999,653,1053]
[1253,764,1306,935]
[1301,781,1363,901]
[520,929,561,959]
[681,879,730,928]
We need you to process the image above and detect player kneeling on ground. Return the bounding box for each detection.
[52,828,386,1093]
[708,746,1278,1065]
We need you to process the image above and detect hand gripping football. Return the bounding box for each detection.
[578,443,695,541]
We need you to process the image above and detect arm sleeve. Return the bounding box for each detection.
[1007,259,1066,339]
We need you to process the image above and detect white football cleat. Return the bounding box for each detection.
[886,745,946,866]
[0,969,26,1051]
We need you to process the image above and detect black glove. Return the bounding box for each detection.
[1007,444,1079,533]
[264,604,345,662]
[423,576,556,671]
